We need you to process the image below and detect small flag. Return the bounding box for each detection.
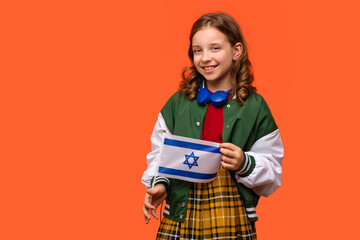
[156,134,222,183]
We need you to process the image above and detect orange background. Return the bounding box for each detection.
[1,0,360,239]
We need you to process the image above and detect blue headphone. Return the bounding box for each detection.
[196,82,232,107]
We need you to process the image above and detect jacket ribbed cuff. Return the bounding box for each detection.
[150,176,170,192]
[245,207,258,222]
[236,152,256,177]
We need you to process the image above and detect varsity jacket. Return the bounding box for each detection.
[142,91,284,222]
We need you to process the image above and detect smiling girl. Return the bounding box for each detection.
[142,12,284,239]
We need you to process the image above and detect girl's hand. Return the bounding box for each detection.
[219,142,244,171]
[142,183,167,224]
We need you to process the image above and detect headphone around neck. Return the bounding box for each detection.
[196,82,232,107]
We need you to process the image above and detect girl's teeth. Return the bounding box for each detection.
[204,67,214,70]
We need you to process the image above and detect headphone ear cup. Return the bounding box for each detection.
[211,91,228,107]
[197,88,211,106]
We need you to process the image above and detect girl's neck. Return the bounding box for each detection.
[206,79,232,92]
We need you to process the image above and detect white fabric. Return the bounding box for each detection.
[235,129,284,197]
[141,113,170,189]
[156,134,222,183]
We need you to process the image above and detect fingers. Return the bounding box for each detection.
[142,200,159,224]
[147,184,166,196]
[220,143,238,157]
[144,201,155,211]
[143,194,160,223]
[221,158,240,171]
[151,209,159,220]
[143,193,155,224]
[220,142,243,171]
[219,142,236,150]
[222,155,235,164]
[220,146,241,161]
[146,188,158,196]
[146,190,161,210]
[220,147,236,158]
[143,185,167,224]
[144,193,155,210]
[221,157,237,171]
[143,205,150,223]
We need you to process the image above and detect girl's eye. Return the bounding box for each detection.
[193,49,202,54]
[212,46,220,51]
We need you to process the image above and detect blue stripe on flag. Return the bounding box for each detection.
[164,138,221,154]
[158,166,217,180]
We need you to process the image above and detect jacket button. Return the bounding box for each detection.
[196,121,200,127]
[181,202,185,207]
[226,125,230,128]
[179,214,183,219]
[227,104,230,108]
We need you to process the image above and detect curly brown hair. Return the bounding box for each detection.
[179,12,256,105]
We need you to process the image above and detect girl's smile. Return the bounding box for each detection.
[202,65,218,73]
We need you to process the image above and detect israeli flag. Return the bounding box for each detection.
[156,134,222,183]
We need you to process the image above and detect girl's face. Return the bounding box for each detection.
[192,26,242,90]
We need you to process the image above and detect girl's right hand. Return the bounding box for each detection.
[142,183,167,224]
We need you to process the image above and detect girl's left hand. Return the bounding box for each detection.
[219,143,244,171]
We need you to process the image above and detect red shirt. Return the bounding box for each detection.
[201,93,231,143]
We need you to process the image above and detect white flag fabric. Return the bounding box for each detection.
[156,134,222,183]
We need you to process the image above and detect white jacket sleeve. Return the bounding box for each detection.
[141,113,171,189]
[235,129,284,197]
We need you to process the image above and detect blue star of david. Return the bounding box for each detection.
[183,152,199,169]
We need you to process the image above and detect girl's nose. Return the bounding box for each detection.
[201,51,211,62]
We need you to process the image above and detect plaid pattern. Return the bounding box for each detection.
[156,169,257,240]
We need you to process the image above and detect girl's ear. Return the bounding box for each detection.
[233,42,243,61]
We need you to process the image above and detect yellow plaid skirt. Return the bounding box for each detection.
[156,169,257,240]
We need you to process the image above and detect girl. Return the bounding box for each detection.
[142,12,283,239]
